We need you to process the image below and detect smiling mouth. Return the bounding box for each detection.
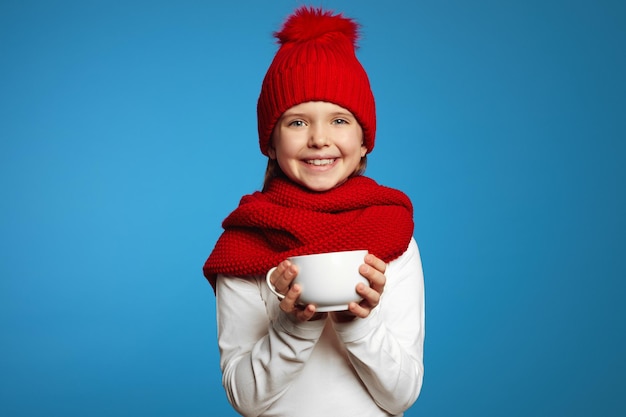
[305,158,336,166]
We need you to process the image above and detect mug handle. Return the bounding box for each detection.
[265,267,285,300]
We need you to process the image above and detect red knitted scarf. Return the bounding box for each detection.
[203,176,414,289]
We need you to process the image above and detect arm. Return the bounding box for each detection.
[331,238,425,414]
[215,274,326,417]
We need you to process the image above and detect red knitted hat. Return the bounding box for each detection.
[257,6,376,156]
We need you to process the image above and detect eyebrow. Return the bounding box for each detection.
[330,112,354,118]
[281,112,307,118]
[281,111,355,119]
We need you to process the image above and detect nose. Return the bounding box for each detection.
[308,123,330,148]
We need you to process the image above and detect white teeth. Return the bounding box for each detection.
[307,159,335,166]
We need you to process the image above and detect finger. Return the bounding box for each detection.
[269,261,288,285]
[356,282,381,308]
[280,286,320,322]
[279,283,303,313]
[347,301,371,319]
[359,263,386,294]
[274,261,298,294]
[365,253,387,274]
[295,304,318,321]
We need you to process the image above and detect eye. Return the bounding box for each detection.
[333,118,349,125]
[288,119,305,127]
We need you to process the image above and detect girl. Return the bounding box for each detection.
[203,7,425,417]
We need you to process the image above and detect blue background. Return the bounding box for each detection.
[1,0,624,416]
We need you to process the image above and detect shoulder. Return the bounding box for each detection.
[386,237,423,280]
[391,237,420,263]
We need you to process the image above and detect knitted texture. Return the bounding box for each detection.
[203,176,414,289]
[257,6,376,156]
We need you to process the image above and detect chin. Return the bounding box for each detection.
[300,178,348,192]
[304,184,335,192]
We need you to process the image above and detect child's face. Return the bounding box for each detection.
[269,101,367,192]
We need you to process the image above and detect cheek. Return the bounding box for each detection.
[275,138,303,161]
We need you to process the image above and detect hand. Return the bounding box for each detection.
[268,260,325,322]
[331,253,387,322]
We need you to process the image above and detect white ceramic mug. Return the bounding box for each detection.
[265,250,369,312]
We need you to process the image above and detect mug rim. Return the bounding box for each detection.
[288,249,368,262]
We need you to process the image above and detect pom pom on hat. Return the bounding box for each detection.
[275,7,359,45]
[257,6,376,156]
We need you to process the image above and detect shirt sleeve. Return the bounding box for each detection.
[331,237,425,414]
[215,273,326,417]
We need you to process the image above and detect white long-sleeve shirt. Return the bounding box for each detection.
[215,237,425,417]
